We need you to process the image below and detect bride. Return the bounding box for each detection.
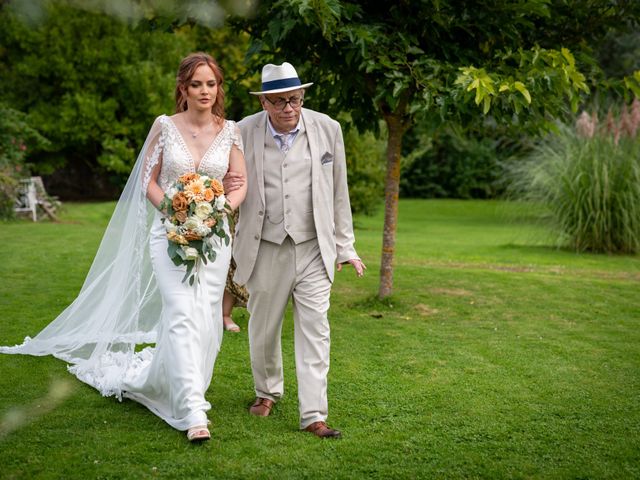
[0,52,247,442]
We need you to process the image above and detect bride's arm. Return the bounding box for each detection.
[146,161,164,209]
[141,117,165,210]
[225,143,247,211]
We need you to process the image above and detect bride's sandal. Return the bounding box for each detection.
[223,316,241,332]
[187,425,210,442]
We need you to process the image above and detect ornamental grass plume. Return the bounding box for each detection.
[509,98,640,254]
[575,111,596,138]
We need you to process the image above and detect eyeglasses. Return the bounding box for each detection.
[264,96,303,110]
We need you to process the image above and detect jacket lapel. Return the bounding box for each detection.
[253,112,267,205]
[303,110,320,203]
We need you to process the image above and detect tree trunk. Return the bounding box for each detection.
[379,114,406,298]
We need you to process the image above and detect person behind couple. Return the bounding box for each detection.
[0,52,247,443]
[222,209,249,333]
[229,61,366,438]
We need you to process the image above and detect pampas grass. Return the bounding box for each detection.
[509,99,640,254]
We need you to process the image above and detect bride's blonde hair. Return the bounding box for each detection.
[175,52,225,120]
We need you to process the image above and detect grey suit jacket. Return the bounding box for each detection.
[233,108,358,285]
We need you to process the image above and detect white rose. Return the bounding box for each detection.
[215,194,226,210]
[165,222,178,234]
[195,224,211,237]
[183,216,203,231]
[194,201,214,220]
[199,175,210,182]
[166,186,178,198]
[182,246,199,261]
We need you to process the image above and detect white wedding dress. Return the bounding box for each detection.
[1,114,243,431]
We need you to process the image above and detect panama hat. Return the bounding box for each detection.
[249,62,313,95]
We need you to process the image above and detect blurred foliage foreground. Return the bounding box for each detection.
[1,1,640,222]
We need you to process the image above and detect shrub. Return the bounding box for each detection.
[343,122,386,216]
[400,125,506,199]
[0,104,50,220]
[508,99,640,253]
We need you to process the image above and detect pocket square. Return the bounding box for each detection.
[321,152,334,165]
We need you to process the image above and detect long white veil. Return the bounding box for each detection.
[1,118,166,397]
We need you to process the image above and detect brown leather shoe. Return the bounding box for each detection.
[304,421,342,439]
[249,397,274,416]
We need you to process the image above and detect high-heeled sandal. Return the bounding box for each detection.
[187,425,210,442]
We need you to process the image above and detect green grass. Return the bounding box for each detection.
[1,199,639,479]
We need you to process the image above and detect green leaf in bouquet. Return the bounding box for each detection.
[175,247,187,261]
[182,260,195,284]
[167,241,184,265]
[168,241,180,255]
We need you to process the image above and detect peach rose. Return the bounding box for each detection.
[204,217,217,228]
[203,188,215,202]
[179,173,199,185]
[172,192,189,212]
[210,178,224,196]
[174,210,188,223]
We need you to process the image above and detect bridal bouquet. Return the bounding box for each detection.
[159,172,230,284]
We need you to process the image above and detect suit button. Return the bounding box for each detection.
[284,194,290,199]
[283,163,288,168]
[258,211,264,216]
[254,234,260,240]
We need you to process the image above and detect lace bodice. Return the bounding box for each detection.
[157,115,243,191]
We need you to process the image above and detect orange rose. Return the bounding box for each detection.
[179,173,199,185]
[184,231,202,241]
[210,178,224,196]
[174,210,188,223]
[204,217,217,228]
[172,192,189,212]
[203,188,215,202]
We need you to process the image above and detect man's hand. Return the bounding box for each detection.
[223,171,246,194]
[337,258,366,277]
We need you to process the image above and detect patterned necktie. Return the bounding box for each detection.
[277,133,290,154]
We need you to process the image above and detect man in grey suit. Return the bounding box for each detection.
[229,62,365,438]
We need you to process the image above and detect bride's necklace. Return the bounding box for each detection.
[186,118,214,138]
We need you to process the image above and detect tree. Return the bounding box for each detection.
[232,0,640,298]
[0,0,254,197]
[0,2,191,196]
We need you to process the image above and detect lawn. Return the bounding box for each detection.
[1,199,639,479]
